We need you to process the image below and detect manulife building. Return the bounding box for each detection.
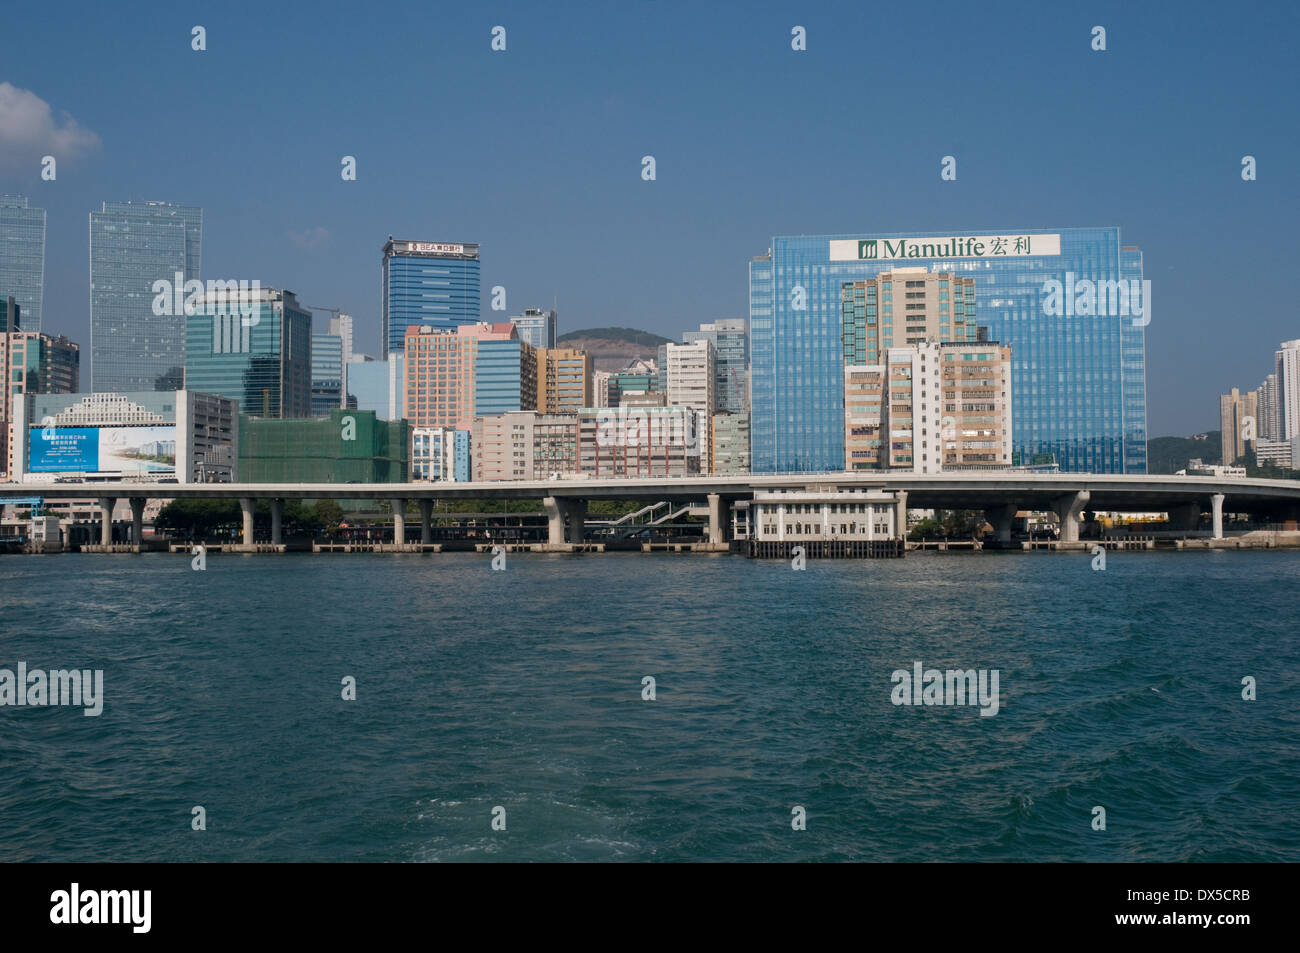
[749,227,1146,474]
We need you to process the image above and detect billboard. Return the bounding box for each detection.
[29,426,177,475]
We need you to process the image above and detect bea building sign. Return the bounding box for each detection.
[829,234,1061,261]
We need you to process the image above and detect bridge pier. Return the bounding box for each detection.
[270,498,284,545]
[707,493,730,544]
[392,498,407,544]
[240,497,255,543]
[895,490,908,538]
[1212,493,1224,539]
[129,497,145,546]
[985,503,1017,544]
[544,496,587,545]
[98,497,117,546]
[1053,490,1090,543]
[419,500,433,544]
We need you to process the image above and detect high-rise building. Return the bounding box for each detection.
[239,409,407,482]
[1,331,80,476]
[411,426,458,481]
[511,308,557,350]
[381,239,480,357]
[593,370,615,409]
[476,338,538,418]
[577,406,701,478]
[311,332,345,415]
[749,228,1145,474]
[1219,387,1258,465]
[665,340,716,473]
[1276,340,1300,440]
[844,341,1012,472]
[328,313,354,364]
[1255,373,1280,442]
[346,354,404,420]
[712,412,750,474]
[90,200,203,392]
[472,411,579,481]
[185,287,312,418]
[684,319,749,413]
[0,295,17,333]
[403,321,519,430]
[0,196,46,333]
[536,348,592,413]
[841,270,978,365]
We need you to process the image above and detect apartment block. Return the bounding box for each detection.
[536,348,592,414]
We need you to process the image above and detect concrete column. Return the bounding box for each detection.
[707,493,729,544]
[1169,501,1201,532]
[129,497,145,547]
[98,497,116,546]
[419,499,433,544]
[392,498,407,544]
[543,496,586,544]
[270,498,284,545]
[1211,493,1225,540]
[240,497,255,543]
[1053,490,1091,543]
[894,491,908,539]
[986,503,1017,544]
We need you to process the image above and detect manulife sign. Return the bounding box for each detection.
[828,233,1062,261]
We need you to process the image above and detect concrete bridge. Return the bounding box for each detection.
[5,472,1300,548]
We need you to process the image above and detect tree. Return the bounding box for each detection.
[314,500,345,536]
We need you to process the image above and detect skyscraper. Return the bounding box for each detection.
[0,196,46,333]
[1219,387,1258,465]
[311,331,345,415]
[749,228,1146,474]
[683,319,749,414]
[510,307,557,350]
[90,200,203,392]
[1276,340,1300,440]
[185,287,312,418]
[381,239,480,357]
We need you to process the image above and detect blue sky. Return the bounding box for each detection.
[2,0,1297,436]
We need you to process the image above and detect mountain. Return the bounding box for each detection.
[557,327,676,371]
[1147,431,1221,473]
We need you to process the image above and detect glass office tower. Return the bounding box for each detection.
[185,288,312,418]
[381,238,480,357]
[311,332,344,415]
[683,319,748,413]
[510,308,557,350]
[749,228,1146,474]
[90,200,203,392]
[0,196,46,333]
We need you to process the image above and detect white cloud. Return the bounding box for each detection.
[288,226,331,250]
[0,82,101,172]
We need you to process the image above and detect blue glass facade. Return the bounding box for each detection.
[185,291,312,418]
[311,332,343,415]
[346,355,403,420]
[474,339,528,416]
[0,196,45,333]
[749,228,1146,474]
[381,239,480,357]
[90,201,203,392]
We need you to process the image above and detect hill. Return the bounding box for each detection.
[557,327,676,371]
[1147,431,1220,473]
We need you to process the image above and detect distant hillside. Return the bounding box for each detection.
[558,327,675,371]
[1147,431,1221,473]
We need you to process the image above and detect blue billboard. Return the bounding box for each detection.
[29,427,98,472]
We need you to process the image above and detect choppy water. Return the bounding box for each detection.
[1,550,1297,862]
